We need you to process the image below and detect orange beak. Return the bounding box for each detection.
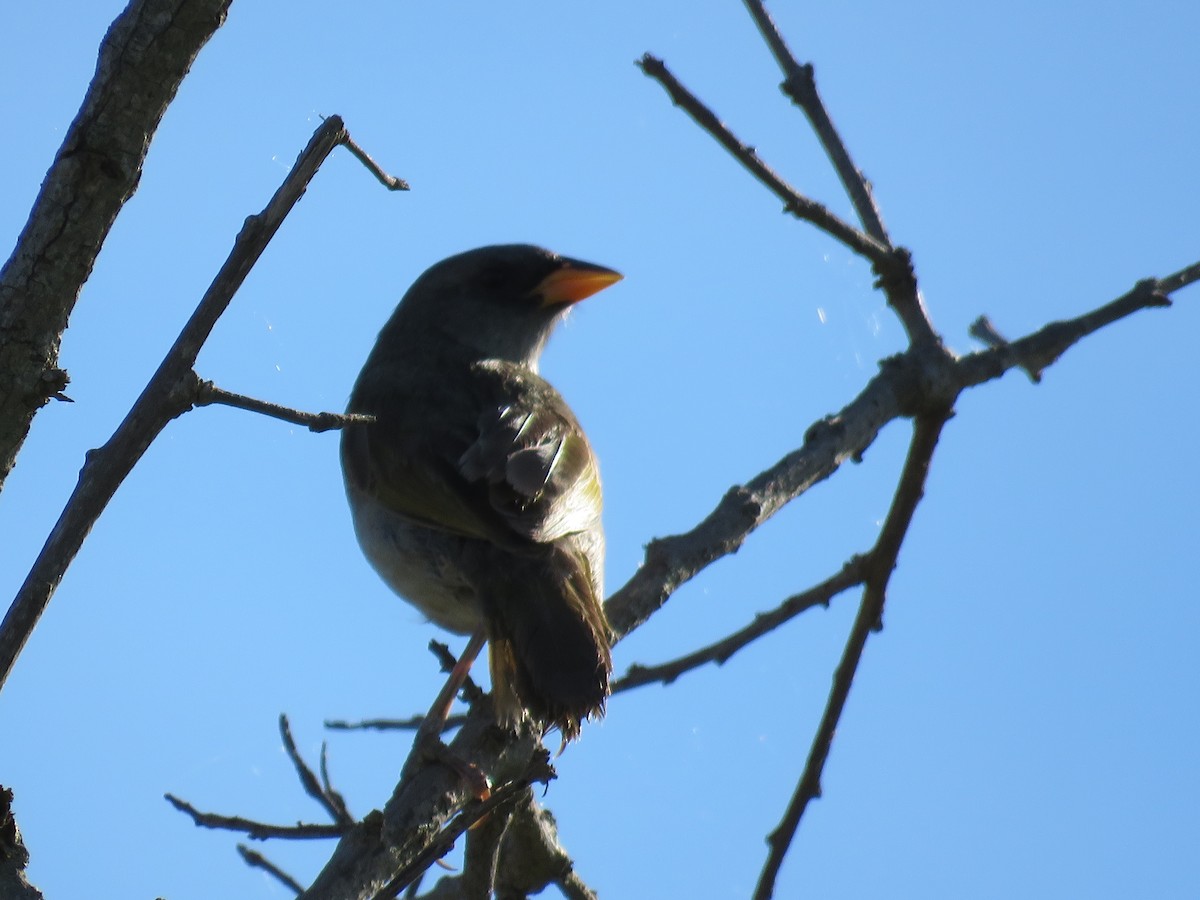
[535,259,623,307]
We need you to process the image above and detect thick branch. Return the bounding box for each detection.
[0,787,40,900]
[0,0,232,494]
[0,117,404,693]
[606,263,1193,644]
[605,350,934,639]
[297,713,546,900]
[369,753,554,900]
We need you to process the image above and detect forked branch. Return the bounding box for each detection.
[754,413,950,899]
[0,116,406,694]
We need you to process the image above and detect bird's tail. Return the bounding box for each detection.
[483,546,612,742]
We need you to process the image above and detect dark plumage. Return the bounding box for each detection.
[341,244,620,739]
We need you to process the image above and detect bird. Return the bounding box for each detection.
[340,244,621,742]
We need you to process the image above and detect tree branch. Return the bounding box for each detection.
[636,50,940,351]
[740,0,890,245]
[195,380,374,432]
[458,799,512,900]
[636,53,891,266]
[0,786,39,900]
[325,715,470,733]
[279,714,354,827]
[754,411,951,900]
[237,844,305,895]
[369,753,555,900]
[0,0,233,493]
[0,116,405,694]
[164,793,345,840]
[296,710,545,899]
[956,275,1177,389]
[606,259,1194,649]
[613,558,866,692]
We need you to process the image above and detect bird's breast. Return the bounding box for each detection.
[345,479,483,634]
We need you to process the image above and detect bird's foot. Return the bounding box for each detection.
[416,732,492,800]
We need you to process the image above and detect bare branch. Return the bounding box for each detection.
[754,412,950,900]
[636,53,890,266]
[370,753,555,900]
[280,715,354,827]
[164,793,345,840]
[1158,258,1200,294]
[339,127,411,191]
[495,795,598,900]
[605,350,933,640]
[0,115,406,694]
[319,744,352,825]
[325,715,470,733]
[195,380,374,432]
[0,787,38,900]
[740,0,890,245]
[607,256,1195,647]
[956,275,1179,391]
[636,51,939,350]
[0,0,233,493]
[458,801,513,899]
[614,558,865,692]
[237,844,305,895]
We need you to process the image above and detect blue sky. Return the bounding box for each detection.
[2,2,1198,898]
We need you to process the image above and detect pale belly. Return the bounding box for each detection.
[347,483,484,635]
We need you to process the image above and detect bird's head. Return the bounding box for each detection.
[385,244,622,369]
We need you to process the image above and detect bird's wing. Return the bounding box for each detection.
[343,360,600,549]
[458,360,602,545]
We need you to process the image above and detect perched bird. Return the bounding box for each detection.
[341,244,621,741]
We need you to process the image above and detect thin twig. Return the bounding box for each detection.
[956,276,1178,391]
[968,316,1042,383]
[237,844,305,894]
[319,743,352,824]
[325,714,470,732]
[164,793,344,840]
[0,115,406,693]
[753,412,950,900]
[613,558,865,692]
[636,53,890,266]
[279,715,353,826]
[338,127,410,191]
[740,0,890,245]
[195,379,374,432]
[636,50,937,350]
